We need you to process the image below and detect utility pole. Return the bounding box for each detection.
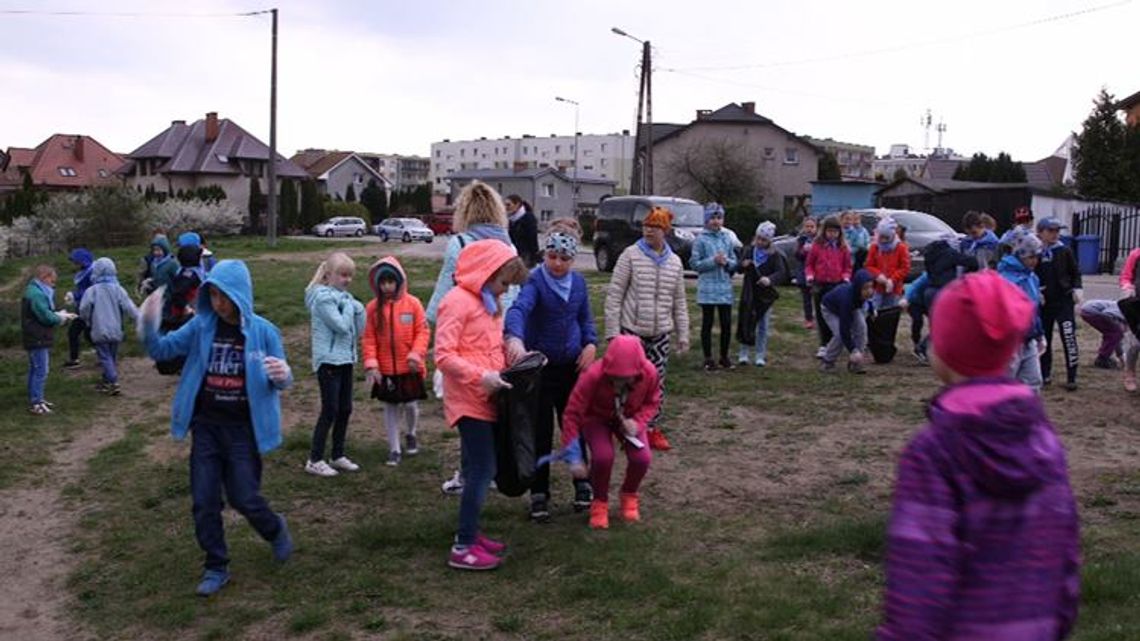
[266,8,279,246]
[613,27,652,195]
[643,40,653,194]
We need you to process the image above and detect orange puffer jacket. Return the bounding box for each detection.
[362,256,430,377]
[865,241,911,296]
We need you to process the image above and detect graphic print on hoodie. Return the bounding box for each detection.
[195,319,251,425]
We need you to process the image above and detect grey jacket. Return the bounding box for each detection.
[79,258,140,343]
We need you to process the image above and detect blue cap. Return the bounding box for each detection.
[1035,217,1065,231]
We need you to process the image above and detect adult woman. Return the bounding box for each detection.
[603,206,690,451]
[505,194,539,268]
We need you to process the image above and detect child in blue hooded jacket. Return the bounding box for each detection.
[141,259,294,597]
[820,269,874,373]
[64,248,94,368]
[79,258,140,396]
[997,229,1046,390]
[691,202,738,370]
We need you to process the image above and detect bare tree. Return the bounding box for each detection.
[659,138,768,205]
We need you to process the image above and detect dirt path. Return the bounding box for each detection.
[0,355,169,641]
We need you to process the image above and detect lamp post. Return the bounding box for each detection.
[611,27,652,194]
[555,96,580,217]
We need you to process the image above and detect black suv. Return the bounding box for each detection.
[592,196,706,272]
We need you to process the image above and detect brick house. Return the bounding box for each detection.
[2,134,124,193]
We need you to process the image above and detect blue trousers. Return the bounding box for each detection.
[190,421,282,571]
[95,341,119,384]
[456,417,496,546]
[27,348,49,404]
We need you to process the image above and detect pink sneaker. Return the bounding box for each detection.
[448,545,501,571]
[476,533,506,556]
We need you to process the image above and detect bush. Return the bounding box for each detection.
[323,201,370,221]
[725,204,791,242]
[144,199,244,237]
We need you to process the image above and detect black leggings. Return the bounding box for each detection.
[310,363,354,462]
[532,363,588,497]
[1041,304,1078,384]
[700,304,732,360]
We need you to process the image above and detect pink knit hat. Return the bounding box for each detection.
[930,271,1035,377]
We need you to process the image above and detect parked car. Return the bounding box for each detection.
[592,196,706,272]
[374,217,435,243]
[312,216,367,237]
[427,210,454,235]
[771,208,958,281]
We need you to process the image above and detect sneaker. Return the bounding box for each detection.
[404,434,419,455]
[803,319,815,330]
[647,428,672,451]
[703,359,717,372]
[529,494,550,523]
[819,360,837,373]
[448,544,500,571]
[573,481,593,512]
[754,357,767,368]
[1042,377,1053,387]
[816,346,827,359]
[1124,373,1137,392]
[475,533,507,556]
[329,456,360,472]
[619,492,641,523]
[386,451,401,467]
[1064,381,1078,392]
[104,383,121,396]
[28,402,50,415]
[41,400,54,409]
[1093,355,1119,370]
[737,355,750,366]
[195,569,230,597]
[913,347,929,366]
[271,515,293,562]
[63,360,81,369]
[441,471,464,495]
[847,361,866,375]
[589,500,609,529]
[304,460,339,477]
[718,358,735,371]
[94,382,110,394]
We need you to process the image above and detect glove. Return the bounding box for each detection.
[759,276,771,287]
[480,370,512,394]
[64,291,75,306]
[55,310,77,323]
[264,356,291,384]
[1072,289,1084,305]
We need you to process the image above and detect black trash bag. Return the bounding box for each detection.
[868,306,902,364]
[493,351,547,497]
[154,315,191,375]
[1119,296,1140,341]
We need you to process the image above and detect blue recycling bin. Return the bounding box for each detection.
[1074,234,1101,275]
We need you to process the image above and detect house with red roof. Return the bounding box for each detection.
[1,134,124,195]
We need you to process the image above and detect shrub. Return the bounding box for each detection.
[323,201,370,221]
[144,199,244,237]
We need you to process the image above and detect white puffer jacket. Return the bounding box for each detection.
[604,243,690,342]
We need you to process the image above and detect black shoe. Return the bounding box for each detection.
[703,359,717,372]
[819,361,837,373]
[573,481,593,512]
[1042,377,1052,387]
[529,494,550,523]
[1093,356,1120,370]
[718,358,735,371]
[1064,381,1078,392]
[404,434,419,455]
[63,360,81,369]
[847,361,866,375]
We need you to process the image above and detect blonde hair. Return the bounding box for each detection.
[545,217,582,243]
[307,252,356,290]
[453,181,507,232]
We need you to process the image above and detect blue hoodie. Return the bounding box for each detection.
[69,248,94,304]
[144,260,292,453]
[822,269,874,351]
[997,255,1044,341]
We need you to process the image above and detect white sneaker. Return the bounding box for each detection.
[329,456,360,472]
[304,460,339,477]
[441,470,464,495]
[815,346,827,359]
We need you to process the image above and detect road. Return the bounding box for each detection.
[292,234,601,272]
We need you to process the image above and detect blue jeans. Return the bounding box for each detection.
[190,420,282,571]
[27,348,49,404]
[456,417,496,546]
[738,309,772,363]
[95,341,120,384]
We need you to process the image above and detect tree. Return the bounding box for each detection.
[345,183,357,202]
[248,176,266,231]
[359,179,387,223]
[658,138,768,206]
[1074,88,1128,200]
[952,152,1026,183]
[817,152,841,180]
[279,179,299,231]
[1,172,40,223]
[300,179,325,229]
[411,184,432,213]
[892,168,909,182]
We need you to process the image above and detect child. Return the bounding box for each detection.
[691,202,738,370]
[64,248,94,368]
[1123,332,1140,392]
[819,269,873,373]
[736,221,786,367]
[304,252,366,477]
[793,218,817,329]
[504,230,598,522]
[805,216,852,355]
[864,218,910,309]
[876,271,1080,640]
[842,211,871,270]
[1119,246,1140,297]
[997,230,1046,390]
[79,258,140,396]
[1079,299,1127,370]
[559,335,660,530]
[980,212,997,232]
[138,236,178,297]
[22,265,76,414]
[1035,218,1081,390]
[905,272,930,364]
[362,256,429,467]
[140,259,294,596]
[435,240,528,571]
[998,206,1034,255]
[960,210,1000,269]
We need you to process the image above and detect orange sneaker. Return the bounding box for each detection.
[1125,373,1137,393]
[589,500,609,529]
[619,492,640,523]
[647,428,672,451]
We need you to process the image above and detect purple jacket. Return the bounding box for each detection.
[877,379,1080,641]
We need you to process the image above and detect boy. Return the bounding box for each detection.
[23,265,76,414]
[64,248,94,368]
[141,259,294,596]
[960,210,1000,269]
[819,269,874,373]
[79,258,140,396]
[877,271,1080,640]
[997,229,1046,390]
[1035,217,1081,390]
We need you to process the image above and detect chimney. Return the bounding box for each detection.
[73,136,85,162]
[696,109,712,120]
[171,119,186,126]
[205,112,219,143]
[742,101,756,114]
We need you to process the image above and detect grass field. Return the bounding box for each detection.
[3,238,1139,640]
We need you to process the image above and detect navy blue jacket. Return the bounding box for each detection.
[924,240,978,289]
[822,269,874,351]
[505,267,597,366]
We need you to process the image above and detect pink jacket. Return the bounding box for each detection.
[1120,248,1140,290]
[560,335,661,447]
[434,240,516,427]
[805,241,852,284]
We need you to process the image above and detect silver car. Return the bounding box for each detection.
[374,217,435,243]
[312,217,367,237]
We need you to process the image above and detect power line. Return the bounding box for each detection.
[0,8,271,18]
[664,0,1132,73]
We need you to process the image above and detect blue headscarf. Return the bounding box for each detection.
[480,286,500,315]
[636,238,673,267]
[466,223,512,245]
[540,264,573,302]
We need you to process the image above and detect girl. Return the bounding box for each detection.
[435,240,529,571]
[304,252,366,477]
[842,211,871,270]
[1079,299,1127,370]
[864,218,910,309]
[559,335,660,530]
[805,216,851,356]
[997,230,1045,390]
[691,202,738,371]
[504,229,598,522]
[793,218,817,329]
[736,221,786,367]
[362,256,430,467]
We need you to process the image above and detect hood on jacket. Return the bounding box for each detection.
[454,239,517,295]
[69,248,94,268]
[928,380,1066,499]
[90,257,118,281]
[998,254,1033,277]
[602,335,648,378]
[178,231,202,247]
[850,269,874,306]
[368,256,408,299]
[196,259,255,326]
[151,236,172,256]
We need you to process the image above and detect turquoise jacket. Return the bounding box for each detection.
[997,255,1044,341]
[144,260,293,453]
[305,284,365,371]
[691,228,738,305]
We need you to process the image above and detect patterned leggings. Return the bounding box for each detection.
[622,330,670,429]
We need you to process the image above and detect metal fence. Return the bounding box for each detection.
[1071,203,1140,273]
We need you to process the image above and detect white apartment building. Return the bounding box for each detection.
[429,131,635,195]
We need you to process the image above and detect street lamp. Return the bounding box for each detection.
[555,96,580,217]
[612,26,652,194]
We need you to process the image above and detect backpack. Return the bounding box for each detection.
[492,351,547,497]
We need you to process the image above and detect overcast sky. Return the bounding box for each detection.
[2,0,1136,161]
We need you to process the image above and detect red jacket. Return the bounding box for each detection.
[865,241,911,296]
[560,335,661,447]
[805,241,852,284]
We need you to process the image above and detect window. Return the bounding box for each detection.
[601,143,607,153]
[600,158,608,167]
[542,183,555,198]
[494,148,499,156]
[98,169,109,178]
[435,150,441,158]
[784,148,799,164]
[555,145,561,153]
[216,153,229,163]
[522,146,529,155]
[460,149,465,158]
[763,147,775,159]
[540,210,554,222]
[57,167,77,176]
[583,149,592,157]
[435,163,441,170]
[584,165,594,171]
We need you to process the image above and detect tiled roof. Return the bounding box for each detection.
[923,158,967,180]
[125,115,307,178]
[2,135,123,189]
[292,150,353,178]
[1117,89,1140,110]
[446,167,615,185]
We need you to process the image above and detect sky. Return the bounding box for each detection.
[1,0,1137,161]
